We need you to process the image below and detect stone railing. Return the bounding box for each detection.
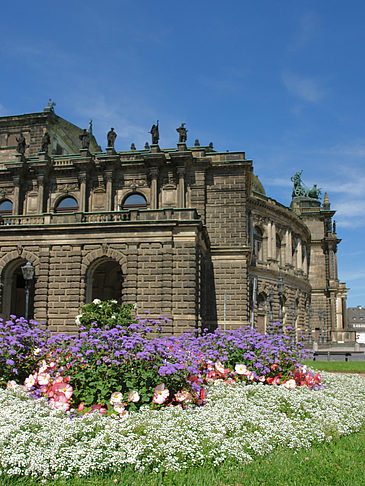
[0,208,201,227]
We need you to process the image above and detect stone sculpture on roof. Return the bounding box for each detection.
[176,123,187,143]
[291,171,321,200]
[16,132,26,155]
[149,121,159,145]
[107,128,117,148]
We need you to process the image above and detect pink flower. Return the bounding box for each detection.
[247,371,255,381]
[215,361,225,374]
[271,364,279,371]
[259,375,266,382]
[78,403,85,411]
[314,373,322,386]
[273,376,281,385]
[52,382,73,400]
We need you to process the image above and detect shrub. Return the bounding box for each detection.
[75,299,135,331]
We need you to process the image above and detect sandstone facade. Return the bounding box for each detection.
[0,108,352,343]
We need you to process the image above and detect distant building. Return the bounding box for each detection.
[348,306,365,344]
[0,105,354,344]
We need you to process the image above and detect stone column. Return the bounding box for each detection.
[272,222,276,260]
[150,167,159,209]
[105,171,113,211]
[285,230,292,265]
[303,245,308,274]
[12,176,21,215]
[267,221,272,258]
[177,167,185,208]
[37,175,45,214]
[78,171,87,213]
[297,240,302,270]
[334,251,338,280]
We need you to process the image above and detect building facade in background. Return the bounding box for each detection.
[0,106,354,344]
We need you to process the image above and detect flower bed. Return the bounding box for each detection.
[0,303,364,478]
[1,302,320,416]
[0,372,364,478]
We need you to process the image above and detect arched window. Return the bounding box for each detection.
[122,193,147,209]
[0,199,13,215]
[86,258,122,304]
[276,235,282,266]
[55,196,79,213]
[253,226,263,261]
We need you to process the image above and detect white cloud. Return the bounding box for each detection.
[288,11,320,51]
[282,71,326,102]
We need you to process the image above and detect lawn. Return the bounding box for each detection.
[304,360,365,373]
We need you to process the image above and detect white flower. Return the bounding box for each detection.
[33,348,42,356]
[113,403,125,414]
[75,314,82,325]
[235,364,248,375]
[110,300,117,304]
[283,379,297,389]
[92,299,101,305]
[110,391,123,405]
[127,391,140,403]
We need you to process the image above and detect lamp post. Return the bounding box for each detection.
[308,304,313,345]
[278,275,284,326]
[268,286,274,333]
[21,261,34,321]
[318,309,326,345]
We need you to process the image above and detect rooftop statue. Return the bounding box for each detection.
[107,128,117,148]
[176,123,187,143]
[291,171,321,200]
[41,131,51,153]
[16,132,26,155]
[47,98,56,112]
[79,129,90,150]
[149,121,159,145]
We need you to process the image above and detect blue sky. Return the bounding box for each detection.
[1,1,364,306]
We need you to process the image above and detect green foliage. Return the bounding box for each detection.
[66,357,160,409]
[75,299,135,330]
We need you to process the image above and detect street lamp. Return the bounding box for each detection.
[318,309,326,345]
[21,261,34,321]
[308,304,313,345]
[268,286,274,333]
[278,275,284,324]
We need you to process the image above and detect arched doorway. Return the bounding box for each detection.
[1,259,34,319]
[86,258,123,303]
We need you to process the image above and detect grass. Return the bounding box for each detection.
[304,360,365,373]
[2,426,365,486]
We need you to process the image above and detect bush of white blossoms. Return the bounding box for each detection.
[0,371,364,479]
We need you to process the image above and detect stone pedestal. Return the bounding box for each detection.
[177,142,187,151]
[106,147,116,155]
[151,144,160,153]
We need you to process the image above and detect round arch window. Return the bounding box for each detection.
[122,193,147,209]
[0,199,13,215]
[55,196,79,213]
